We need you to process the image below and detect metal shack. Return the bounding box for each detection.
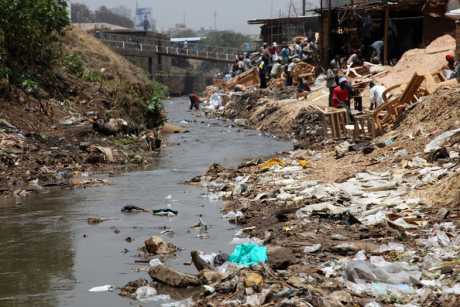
[248,0,455,66]
[248,15,321,45]
[319,0,455,65]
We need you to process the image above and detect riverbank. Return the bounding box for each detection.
[187,83,460,306]
[0,27,168,200]
[0,97,291,307]
[184,54,460,305]
[111,36,460,306]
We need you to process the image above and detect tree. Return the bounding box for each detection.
[0,0,69,75]
[110,6,132,20]
[202,31,251,49]
[200,31,251,73]
[71,3,94,23]
[94,6,134,29]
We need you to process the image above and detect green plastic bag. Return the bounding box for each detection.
[228,243,268,267]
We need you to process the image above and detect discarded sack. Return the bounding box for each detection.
[228,243,268,267]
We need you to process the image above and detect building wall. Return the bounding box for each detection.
[423,16,455,47]
[260,17,321,44]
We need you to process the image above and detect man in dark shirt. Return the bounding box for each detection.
[189,92,201,111]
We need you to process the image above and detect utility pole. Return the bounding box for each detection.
[214,11,217,30]
[302,0,306,16]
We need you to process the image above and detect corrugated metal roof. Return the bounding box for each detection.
[248,15,321,25]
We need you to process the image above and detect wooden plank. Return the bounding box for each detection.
[383,5,390,65]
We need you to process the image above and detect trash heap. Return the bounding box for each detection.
[189,134,460,306]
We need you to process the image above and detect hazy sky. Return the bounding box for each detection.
[77,0,305,34]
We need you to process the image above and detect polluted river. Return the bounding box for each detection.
[0,98,290,307]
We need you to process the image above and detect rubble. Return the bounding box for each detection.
[148,264,201,288]
[144,236,177,255]
[0,28,170,199]
[191,83,460,305]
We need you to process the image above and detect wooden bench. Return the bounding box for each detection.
[353,113,377,141]
[373,73,425,135]
[314,106,348,139]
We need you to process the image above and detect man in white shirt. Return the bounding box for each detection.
[369,81,386,110]
[270,59,283,79]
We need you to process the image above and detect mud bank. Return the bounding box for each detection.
[0,27,167,200]
[0,97,290,307]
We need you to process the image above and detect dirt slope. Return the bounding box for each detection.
[0,27,166,198]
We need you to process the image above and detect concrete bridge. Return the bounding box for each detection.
[97,32,242,64]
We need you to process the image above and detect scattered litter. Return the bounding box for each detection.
[144,236,177,255]
[89,285,114,293]
[121,205,148,213]
[425,128,460,153]
[149,258,163,267]
[304,244,322,253]
[135,286,158,301]
[228,243,268,267]
[153,208,178,217]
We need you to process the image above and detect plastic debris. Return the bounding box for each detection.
[89,285,114,292]
[347,258,422,284]
[425,128,460,153]
[223,210,244,221]
[304,244,322,253]
[228,243,268,267]
[149,258,163,267]
[258,158,285,171]
[135,286,158,301]
[161,298,194,307]
[153,208,178,217]
[121,205,148,213]
[442,283,460,295]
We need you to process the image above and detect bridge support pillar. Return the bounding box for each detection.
[148,57,154,80]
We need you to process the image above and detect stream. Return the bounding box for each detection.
[0,97,290,307]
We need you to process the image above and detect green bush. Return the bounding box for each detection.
[63,53,85,77]
[82,70,103,82]
[0,0,70,78]
[20,77,39,94]
[144,80,168,128]
[150,80,169,99]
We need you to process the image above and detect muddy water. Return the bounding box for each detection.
[0,98,290,307]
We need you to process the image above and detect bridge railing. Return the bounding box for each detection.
[96,32,242,62]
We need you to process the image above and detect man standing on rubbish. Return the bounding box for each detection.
[326,63,337,107]
[369,81,386,110]
[270,58,283,79]
[189,92,201,111]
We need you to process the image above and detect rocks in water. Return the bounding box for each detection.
[87,216,104,224]
[144,236,177,255]
[199,269,224,285]
[148,264,201,288]
[119,279,150,297]
[234,118,250,127]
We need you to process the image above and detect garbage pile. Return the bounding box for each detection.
[188,135,460,306]
[0,110,163,200]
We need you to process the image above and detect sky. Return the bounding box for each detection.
[77,0,308,34]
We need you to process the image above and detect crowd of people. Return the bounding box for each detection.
[229,35,321,90]
[215,35,460,124]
